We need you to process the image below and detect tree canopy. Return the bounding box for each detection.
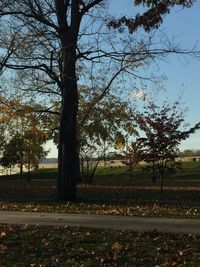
[135,101,200,191]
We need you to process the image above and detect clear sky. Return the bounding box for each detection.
[155,1,200,118]
[46,0,200,158]
[152,1,200,150]
[108,0,200,151]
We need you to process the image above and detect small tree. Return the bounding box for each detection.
[79,144,102,184]
[0,95,51,177]
[1,134,25,176]
[23,131,49,173]
[78,89,135,183]
[136,101,200,192]
[1,131,48,178]
[125,141,143,179]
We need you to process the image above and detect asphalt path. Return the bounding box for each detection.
[1,211,200,234]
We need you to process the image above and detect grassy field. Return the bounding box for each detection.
[1,224,200,267]
[0,161,200,218]
[1,160,200,183]
[1,162,200,266]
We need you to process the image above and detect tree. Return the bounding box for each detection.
[1,131,48,177]
[136,101,200,192]
[0,131,48,176]
[23,130,49,173]
[125,141,143,179]
[79,87,135,183]
[1,133,26,176]
[0,124,5,157]
[0,0,197,200]
[0,94,50,176]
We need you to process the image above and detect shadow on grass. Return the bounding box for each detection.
[1,179,200,208]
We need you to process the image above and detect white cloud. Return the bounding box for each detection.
[130,89,148,100]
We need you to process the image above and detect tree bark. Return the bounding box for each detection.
[56,0,81,200]
[57,56,80,200]
[19,149,23,180]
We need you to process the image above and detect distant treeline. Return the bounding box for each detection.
[179,149,200,157]
[40,158,58,163]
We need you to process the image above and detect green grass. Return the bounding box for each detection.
[1,224,200,267]
[0,168,58,181]
[1,162,200,266]
[1,161,200,218]
[1,161,200,184]
[1,180,200,218]
[93,161,200,184]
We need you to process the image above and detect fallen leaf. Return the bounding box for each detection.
[0,231,6,238]
[0,244,8,253]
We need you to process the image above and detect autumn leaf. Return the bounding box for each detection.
[111,242,123,251]
[0,232,6,238]
[0,244,8,253]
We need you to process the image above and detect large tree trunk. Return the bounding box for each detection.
[55,0,81,201]
[57,61,80,200]
[56,39,81,200]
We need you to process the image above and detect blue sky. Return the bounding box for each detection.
[46,1,200,157]
[150,1,200,150]
[110,0,200,151]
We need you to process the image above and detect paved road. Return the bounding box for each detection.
[1,211,200,234]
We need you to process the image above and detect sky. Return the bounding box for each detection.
[108,0,200,151]
[46,0,200,158]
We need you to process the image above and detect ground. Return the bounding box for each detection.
[1,161,200,266]
[1,224,200,266]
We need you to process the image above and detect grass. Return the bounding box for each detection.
[0,168,58,181]
[1,161,200,219]
[2,160,200,184]
[1,224,200,266]
[1,161,200,266]
[1,180,200,218]
[94,161,200,184]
